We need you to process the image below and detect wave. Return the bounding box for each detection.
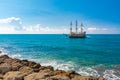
[30,58,120,80]
[0,48,8,56]
[0,48,120,80]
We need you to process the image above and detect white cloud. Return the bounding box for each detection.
[0,17,68,34]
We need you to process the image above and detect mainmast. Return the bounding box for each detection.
[70,21,72,33]
[76,20,78,33]
[80,23,83,33]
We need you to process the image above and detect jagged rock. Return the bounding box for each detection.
[54,70,68,76]
[3,71,24,80]
[19,66,33,76]
[11,62,22,71]
[0,63,12,74]
[29,61,41,69]
[21,60,29,66]
[3,58,13,64]
[24,70,53,80]
[0,55,10,63]
[66,70,80,79]
[71,76,101,80]
[49,75,70,80]
[40,66,54,71]
[0,74,3,79]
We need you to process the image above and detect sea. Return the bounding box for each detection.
[0,34,120,80]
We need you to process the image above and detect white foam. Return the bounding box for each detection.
[0,48,8,56]
[103,70,120,80]
[29,58,120,80]
[10,54,22,59]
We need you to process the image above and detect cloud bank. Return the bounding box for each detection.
[0,17,118,34]
[0,17,67,34]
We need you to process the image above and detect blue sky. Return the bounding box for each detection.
[0,0,120,34]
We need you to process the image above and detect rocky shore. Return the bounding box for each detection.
[0,55,105,80]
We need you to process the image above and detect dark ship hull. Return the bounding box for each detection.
[69,32,86,38]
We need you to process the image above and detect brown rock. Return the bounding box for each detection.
[71,76,100,80]
[0,55,10,64]
[11,62,22,71]
[28,61,41,69]
[39,66,54,72]
[0,63,12,74]
[54,70,68,76]
[24,72,50,80]
[21,60,29,66]
[25,69,54,80]
[19,66,33,76]
[49,75,70,80]
[3,71,24,80]
[66,70,80,79]
[0,74,3,79]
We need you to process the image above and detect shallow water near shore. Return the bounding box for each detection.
[0,34,120,80]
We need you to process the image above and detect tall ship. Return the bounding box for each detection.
[69,20,86,38]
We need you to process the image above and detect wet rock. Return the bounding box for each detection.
[67,70,80,79]
[28,61,41,69]
[0,63,12,74]
[11,62,22,71]
[71,76,101,80]
[0,74,3,79]
[24,72,51,80]
[40,66,54,71]
[21,60,29,66]
[3,71,24,80]
[0,55,9,63]
[49,75,70,80]
[54,70,68,76]
[19,66,33,76]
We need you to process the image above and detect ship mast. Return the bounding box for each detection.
[80,23,83,33]
[76,20,78,33]
[70,21,72,33]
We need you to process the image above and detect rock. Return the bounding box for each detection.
[3,58,13,64]
[11,62,22,71]
[66,70,80,79]
[21,60,29,66]
[71,76,100,80]
[25,70,53,80]
[0,55,10,63]
[3,71,24,80]
[29,61,41,69]
[40,66,54,71]
[0,63,12,74]
[19,66,33,76]
[49,75,70,80]
[0,74,3,79]
[54,70,68,76]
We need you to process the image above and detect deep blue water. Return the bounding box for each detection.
[0,34,120,80]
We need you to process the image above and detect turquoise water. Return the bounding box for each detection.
[0,34,120,80]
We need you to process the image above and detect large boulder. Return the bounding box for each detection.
[39,66,54,71]
[3,71,24,80]
[71,76,102,80]
[11,62,22,71]
[0,55,10,63]
[21,60,29,66]
[19,66,33,76]
[28,61,41,72]
[54,70,68,76]
[0,63,12,74]
[24,70,53,80]
[49,75,70,80]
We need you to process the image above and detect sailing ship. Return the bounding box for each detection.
[69,20,86,38]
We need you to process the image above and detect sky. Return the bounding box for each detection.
[0,0,120,34]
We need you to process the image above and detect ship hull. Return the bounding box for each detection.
[69,32,86,38]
